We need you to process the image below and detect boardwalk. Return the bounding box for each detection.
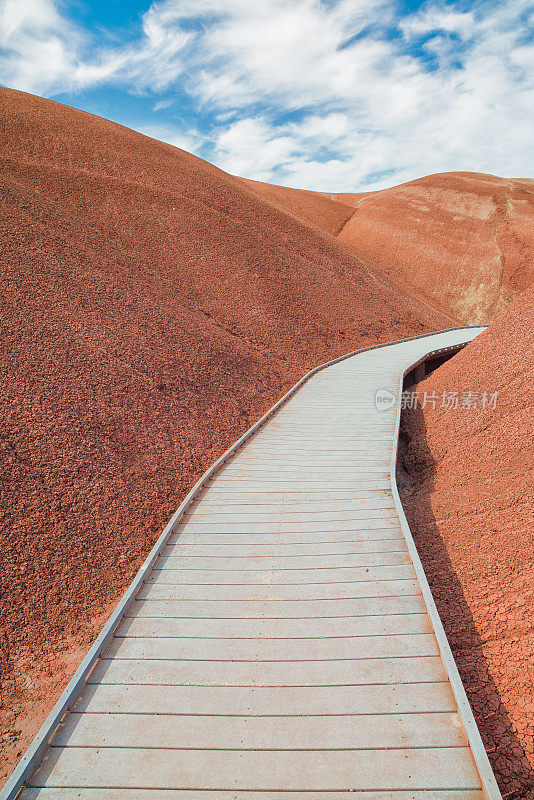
[4,327,501,799]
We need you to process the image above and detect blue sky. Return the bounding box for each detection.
[1,0,533,190]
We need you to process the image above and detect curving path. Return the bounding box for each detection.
[4,327,502,800]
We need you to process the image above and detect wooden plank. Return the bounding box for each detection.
[52,710,465,749]
[167,528,402,544]
[73,681,456,716]
[247,439,389,443]
[162,539,407,556]
[228,456,392,462]
[170,518,399,534]
[187,499,395,510]
[207,481,391,490]
[234,434,388,439]
[103,632,439,661]
[126,595,426,618]
[241,421,384,426]
[21,790,486,799]
[188,497,395,511]
[230,457,390,465]
[183,510,397,523]
[184,505,397,517]
[236,441,391,446]
[195,486,392,496]
[236,453,390,461]
[116,613,431,640]
[227,459,391,466]
[250,422,391,426]
[218,467,389,475]
[217,473,389,481]
[147,563,417,585]
[30,746,480,791]
[153,551,411,571]
[236,453,391,460]
[229,454,391,460]
[249,423,391,428]
[89,655,446,687]
[137,578,421,601]
[240,444,391,450]
[238,445,392,452]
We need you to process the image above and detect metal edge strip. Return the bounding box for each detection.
[389,336,502,800]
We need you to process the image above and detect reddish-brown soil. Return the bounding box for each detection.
[248,172,534,325]
[0,86,450,782]
[398,287,534,799]
[239,177,462,326]
[335,173,534,324]
[239,177,355,236]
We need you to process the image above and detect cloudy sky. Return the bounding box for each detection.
[1,0,533,190]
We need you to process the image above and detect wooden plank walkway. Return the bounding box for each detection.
[6,327,502,799]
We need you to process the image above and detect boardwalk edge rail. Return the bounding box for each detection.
[2,324,500,800]
[390,343,502,800]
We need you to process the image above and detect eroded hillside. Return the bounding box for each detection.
[248,172,534,323]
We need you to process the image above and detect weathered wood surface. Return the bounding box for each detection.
[16,328,500,799]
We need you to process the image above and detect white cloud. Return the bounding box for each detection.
[0,0,533,190]
[400,8,475,39]
[134,122,205,154]
[0,0,190,94]
[287,113,350,144]
[153,99,174,111]
[0,0,84,92]
[186,0,393,110]
[194,0,534,189]
[215,118,297,180]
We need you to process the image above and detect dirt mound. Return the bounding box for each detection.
[239,177,354,236]
[399,287,534,798]
[0,86,449,782]
[335,172,534,324]
[247,171,534,325]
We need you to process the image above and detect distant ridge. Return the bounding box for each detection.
[245,172,534,323]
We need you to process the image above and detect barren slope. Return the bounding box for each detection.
[0,86,448,782]
[336,172,534,323]
[248,173,534,324]
[398,287,534,799]
[240,176,355,236]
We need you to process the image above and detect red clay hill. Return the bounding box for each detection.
[0,85,532,796]
[246,173,534,324]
